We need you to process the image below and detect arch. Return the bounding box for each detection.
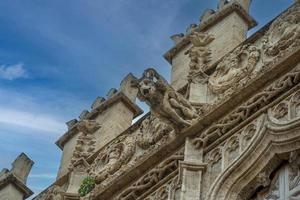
[206,113,300,200]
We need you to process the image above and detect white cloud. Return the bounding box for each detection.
[0,107,65,134]
[0,63,28,80]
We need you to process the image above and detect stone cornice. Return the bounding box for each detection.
[0,173,33,198]
[56,92,143,150]
[164,2,257,64]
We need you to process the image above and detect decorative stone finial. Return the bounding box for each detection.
[106,88,118,98]
[170,33,185,44]
[186,24,198,34]
[79,110,90,120]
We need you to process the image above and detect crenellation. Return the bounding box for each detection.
[66,119,78,130]
[200,9,216,22]
[106,88,118,99]
[91,96,105,110]
[186,24,197,34]
[79,110,90,120]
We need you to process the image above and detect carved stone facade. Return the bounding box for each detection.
[7,1,298,200]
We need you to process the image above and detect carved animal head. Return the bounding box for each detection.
[134,68,168,103]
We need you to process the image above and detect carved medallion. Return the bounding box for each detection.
[262,4,300,63]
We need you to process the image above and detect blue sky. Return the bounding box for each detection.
[0,0,293,197]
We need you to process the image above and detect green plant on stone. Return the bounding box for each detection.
[78,177,96,197]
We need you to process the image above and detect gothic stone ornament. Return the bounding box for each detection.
[262,4,300,63]
[185,31,214,79]
[203,64,300,141]
[136,115,173,149]
[89,136,135,184]
[135,68,199,131]
[208,44,261,95]
[117,152,183,200]
[69,120,99,170]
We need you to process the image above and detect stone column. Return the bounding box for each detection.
[179,137,207,200]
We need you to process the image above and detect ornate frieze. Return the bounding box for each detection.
[136,115,173,150]
[269,89,300,123]
[200,65,300,143]
[116,151,183,200]
[70,114,174,198]
[134,68,199,131]
[89,135,136,184]
[262,4,300,63]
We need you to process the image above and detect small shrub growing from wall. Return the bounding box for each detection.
[78,177,96,197]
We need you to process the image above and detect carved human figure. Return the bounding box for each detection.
[208,45,260,94]
[134,68,199,131]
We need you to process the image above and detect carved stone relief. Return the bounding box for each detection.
[117,151,183,200]
[89,135,136,184]
[208,44,261,95]
[202,116,263,200]
[69,120,100,170]
[144,176,180,200]
[269,89,300,123]
[202,65,300,142]
[136,115,173,150]
[262,4,300,64]
[134,68,199,131]
[185,31,214,79]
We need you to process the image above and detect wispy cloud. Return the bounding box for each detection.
[0,107,65,134]
[0,63,28,80]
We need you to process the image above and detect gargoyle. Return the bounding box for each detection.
[133,68,199,131]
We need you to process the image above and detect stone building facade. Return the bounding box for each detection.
[2,0,300,199]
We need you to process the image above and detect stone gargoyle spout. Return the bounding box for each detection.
[132,68,199,131]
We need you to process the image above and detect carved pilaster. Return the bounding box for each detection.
[179,138,207,200]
